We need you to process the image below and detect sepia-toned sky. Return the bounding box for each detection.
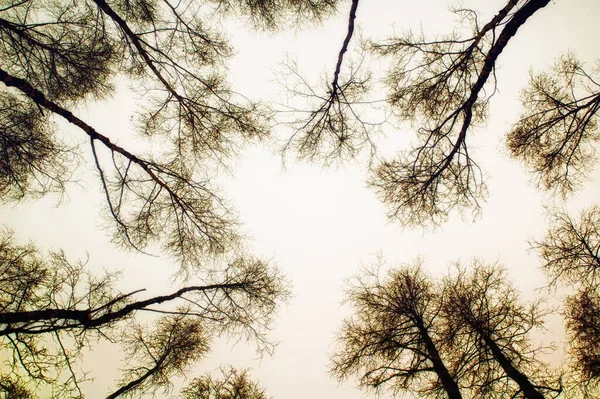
[2,0,600,398]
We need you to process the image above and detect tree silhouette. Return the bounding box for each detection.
[368,0,552,226]
[0,228,289,397]
[507,54,600,196]
[331,258,562,399]
[0,0,337,396]
[180,366,269,399]
[533,207,600,395]
[442,261,560,399]
[0,0,339,273]
[279,0,382,165]
[533,206,600,288]
[330,259,463,399]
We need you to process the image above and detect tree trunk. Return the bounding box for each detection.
[482,333,545,399]
[419,325,463,399]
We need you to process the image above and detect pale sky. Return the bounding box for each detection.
[2,0,600,398]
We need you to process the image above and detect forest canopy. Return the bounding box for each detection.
[1,0,599,398]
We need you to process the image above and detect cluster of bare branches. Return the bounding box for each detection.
[442,262,559,399]
[0,0,340,272]
[0,228,290,397]
[0,0,345,397]
[330,261,462,399]
[279,54,378,165]
[108,315,210,399]
[533,207,600,395]
[0,374,34,398]
[367,0,552,227]
[279,0,387,165]
[565,287,600,393]
[180,366,269,399]
[207,0,338,30]
[282,0,584,227]
[533,206,600,288]
[507,54,600,196]
[276,0,600,396]
[0,92,74,201]
[282,0,600,229]
[280,0,600,230]
[0,0,257,269]
[330,258,562,399]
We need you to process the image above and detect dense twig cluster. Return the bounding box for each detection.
[507,54,600,196]
[368,0,551,226]
[0,0,339,271]
[279,0,387,165]
[331,259,561,399]
[180,366,269,399]
[534,207,600,395]
[0,229,290,397]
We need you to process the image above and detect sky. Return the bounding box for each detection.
[2,0,600,398]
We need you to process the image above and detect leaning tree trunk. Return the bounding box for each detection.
[482,333,545,399]
[418,323,464,399]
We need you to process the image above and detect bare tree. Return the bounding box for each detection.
[532,206,600,288]
[107,315,210,399]
[180,366,269,399]
[442,261,560,399]
[0,0,341,273]
[331,258,567,399]
[532,206,600,394]
[330,260,463,399]
[507,54,600,196]
[367,0,551,227]
[279,0,386,165]
[0,228,290,397]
